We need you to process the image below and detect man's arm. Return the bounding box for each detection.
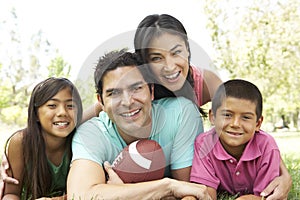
[261,158,292,200]
[67,159,211,200]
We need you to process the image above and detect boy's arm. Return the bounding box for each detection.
[260,157,292,200]
[67,159,211,200]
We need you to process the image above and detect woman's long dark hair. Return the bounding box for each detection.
[134,14,206,116]
[6,77,83,199]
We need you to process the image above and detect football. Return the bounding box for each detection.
[112,139,166,183]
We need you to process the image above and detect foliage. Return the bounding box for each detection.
[0,7,72,126]
[203,0,300,128]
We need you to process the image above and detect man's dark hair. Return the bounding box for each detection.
[94,49,148,96]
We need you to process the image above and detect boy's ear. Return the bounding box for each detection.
[255,116,264,131]
[209,109,215,126]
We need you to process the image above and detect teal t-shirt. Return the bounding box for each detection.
[71,97,203,177]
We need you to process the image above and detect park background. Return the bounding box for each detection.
[0,0,299,198]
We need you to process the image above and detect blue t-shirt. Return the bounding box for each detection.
[71,97,203,177]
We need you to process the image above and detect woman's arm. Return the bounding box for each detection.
[202,69,222,105]
[80,102,102,124]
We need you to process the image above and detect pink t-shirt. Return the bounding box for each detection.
[191,65,204,106]
[190,128,280,196]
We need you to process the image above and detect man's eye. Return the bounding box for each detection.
[173,50,182,55]
[110,90,121,96]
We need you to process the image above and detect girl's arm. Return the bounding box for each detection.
[2,131,24,200]
[235,194,262,200]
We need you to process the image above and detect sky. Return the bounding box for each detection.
[0,0,217,81]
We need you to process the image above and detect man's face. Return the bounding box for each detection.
[100,66,153,140]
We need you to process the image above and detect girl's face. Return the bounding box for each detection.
[38,87,78,140]
[147,32,190,92]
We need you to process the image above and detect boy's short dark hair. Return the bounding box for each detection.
[94,49,149,96]
[212,79,263,121]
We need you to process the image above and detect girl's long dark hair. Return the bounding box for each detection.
[6,77,82,199]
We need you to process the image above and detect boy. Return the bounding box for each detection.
[190,79,281,200]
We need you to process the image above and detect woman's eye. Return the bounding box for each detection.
[150,56,161,62]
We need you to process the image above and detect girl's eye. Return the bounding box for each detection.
[67,104,76,109]
[47,104,56,109]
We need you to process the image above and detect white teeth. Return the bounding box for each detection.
[121,109,140,117]
[165,72,180,79]
[54,122,68,126]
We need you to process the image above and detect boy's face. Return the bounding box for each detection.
[99,66,153,140]
[209,97,263,155]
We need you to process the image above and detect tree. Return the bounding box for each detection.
[0,7,69,126]
[203,0,300,129]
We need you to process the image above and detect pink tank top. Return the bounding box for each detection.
[191,65,204,106]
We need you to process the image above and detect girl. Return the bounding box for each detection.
[2,77,82,200]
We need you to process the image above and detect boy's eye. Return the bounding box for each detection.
[222,113,231,117]
[243,115,252,120]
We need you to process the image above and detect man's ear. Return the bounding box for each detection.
[209,109,215,126]
[97,93,105,111]
[150,84,154,101]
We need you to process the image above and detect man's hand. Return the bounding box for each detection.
[260,176,291,200]
[103,161,124,184]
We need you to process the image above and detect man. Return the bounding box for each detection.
[67,50,210,199]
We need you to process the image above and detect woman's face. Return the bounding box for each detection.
[147,32,190,92]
